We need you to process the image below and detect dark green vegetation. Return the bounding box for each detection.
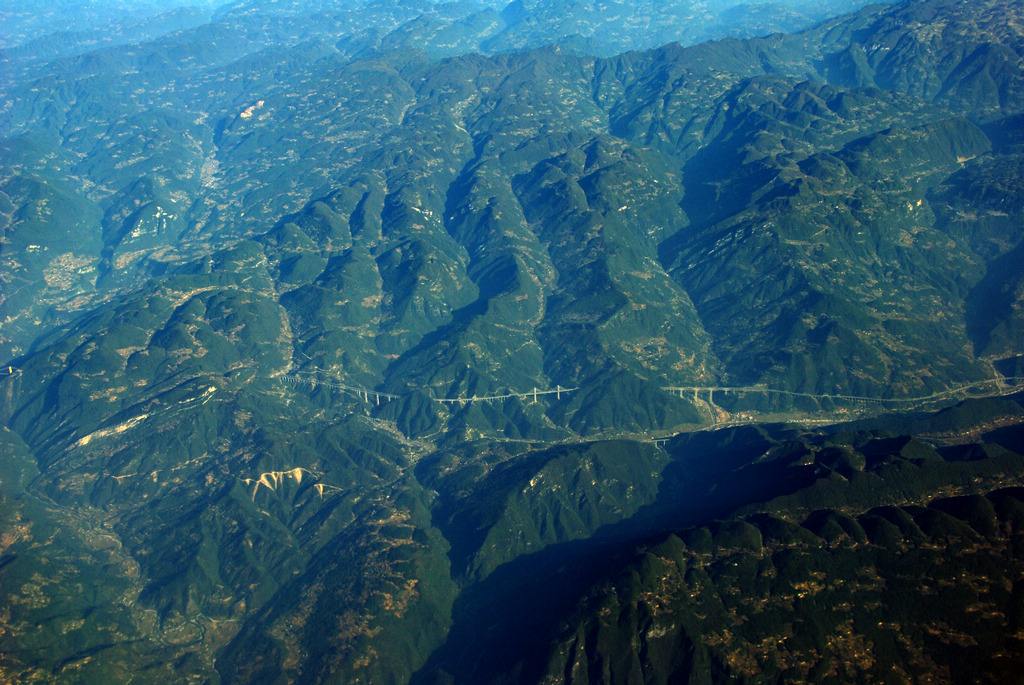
[2,0,1024,682]
[423,401,1024,683]
[529,486,1024,683]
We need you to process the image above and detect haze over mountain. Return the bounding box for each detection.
[1,0,892,80]
[1,0,1023,682]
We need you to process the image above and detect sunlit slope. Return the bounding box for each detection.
[1,0,1024,682]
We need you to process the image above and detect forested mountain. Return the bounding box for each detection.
[1,0,1023,682]
[1,0,886,72]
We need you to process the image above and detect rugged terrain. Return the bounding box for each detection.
[2,0,1024,682]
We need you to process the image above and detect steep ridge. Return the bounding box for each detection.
[1,0,1023,682]
[528,482,1024,683]
[423,396,1024,683]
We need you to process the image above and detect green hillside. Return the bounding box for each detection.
[1,0,1023,682]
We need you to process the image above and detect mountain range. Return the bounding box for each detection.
[1,0,1023,682]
